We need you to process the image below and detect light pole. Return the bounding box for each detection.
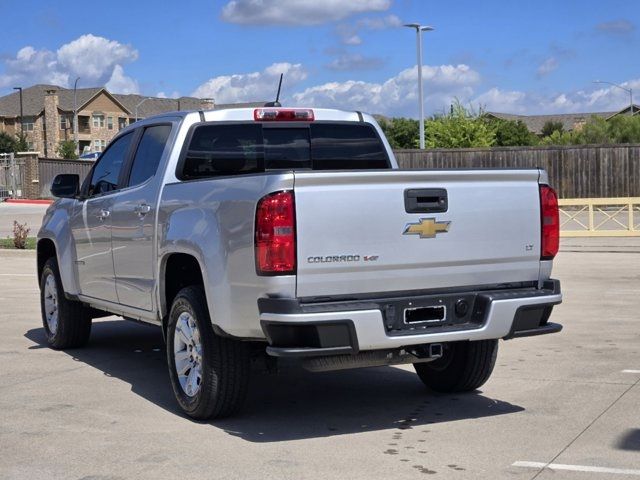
[12,87,23,136]
[594,80,634,114]
[135,97,150,121]
[73,77,80,156]
[404,23,434,149]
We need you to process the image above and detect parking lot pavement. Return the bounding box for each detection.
[0,202,49,237]
[0,242,639,480]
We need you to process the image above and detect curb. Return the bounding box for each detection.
[4,199,53,205]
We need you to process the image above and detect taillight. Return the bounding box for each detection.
[255,191,296,275]
[254,108,314,121]
[540,185,559,260]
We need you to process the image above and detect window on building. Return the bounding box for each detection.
[27,141,35,151]
[92,114,105,128]
[23,117,35,131]
[118,117,127,130]
[59,116,68,130]
[107,116,114,130]
[93,139,107,152]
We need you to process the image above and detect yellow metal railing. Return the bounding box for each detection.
[559,197,640,237]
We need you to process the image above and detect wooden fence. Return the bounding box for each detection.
[31,144,640,200]
[394,144,640,199]
[38,158,94,198]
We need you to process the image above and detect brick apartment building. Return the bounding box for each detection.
[0,84,262,157]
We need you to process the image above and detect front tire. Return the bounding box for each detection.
[414,340,498,393]
[40,257,91,349]
[166,286,250,419]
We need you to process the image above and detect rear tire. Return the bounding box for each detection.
[166,286,250,419]
[40,257,91,349]
[414,340,498,393]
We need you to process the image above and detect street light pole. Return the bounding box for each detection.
[594,80,634,115]
[404,24,434,149]
[12,87,23,136]
[135,97,150,121]
[73,77,80,156]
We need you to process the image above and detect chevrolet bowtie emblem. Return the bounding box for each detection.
[403,218,450,238]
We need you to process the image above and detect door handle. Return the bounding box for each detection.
[97,209,110,221]
[134,204,151,217]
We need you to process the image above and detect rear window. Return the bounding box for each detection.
[179,122,389,179]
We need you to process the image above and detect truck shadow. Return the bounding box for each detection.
[25,319,524,443]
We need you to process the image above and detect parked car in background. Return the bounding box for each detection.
[79,152,100,161]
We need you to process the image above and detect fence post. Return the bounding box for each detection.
[16,153,40,199]
[9,153,18,198]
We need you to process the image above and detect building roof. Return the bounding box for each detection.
[485,111,620,134]
[0,84,266,118]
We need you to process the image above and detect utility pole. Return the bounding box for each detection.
[73,77,80,156]
[404,24,434,149]
[594,80,634,115]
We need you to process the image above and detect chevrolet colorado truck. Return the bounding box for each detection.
[38,107,562,419]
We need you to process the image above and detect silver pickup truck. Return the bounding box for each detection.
[38,107,562,419]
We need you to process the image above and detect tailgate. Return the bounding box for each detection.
[294,169,542,298]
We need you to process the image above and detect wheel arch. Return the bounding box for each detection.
[159,252,207,333]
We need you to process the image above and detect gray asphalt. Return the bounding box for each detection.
[0,240,639,479]
[0,202,49,237]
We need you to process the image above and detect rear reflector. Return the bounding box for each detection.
[540,185,559,260]
[255,191,296,275]
[254,108,314,122]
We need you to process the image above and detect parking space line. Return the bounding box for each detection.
[513,461,640,476]
[622,370,640,374]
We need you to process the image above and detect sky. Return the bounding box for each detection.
[0,0,638,117]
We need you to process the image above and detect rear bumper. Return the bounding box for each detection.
[259,280,562,357]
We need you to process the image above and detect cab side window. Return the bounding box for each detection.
[128,125,172,187]
[88,132,134,196]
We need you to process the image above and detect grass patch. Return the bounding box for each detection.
[0,237,36,250]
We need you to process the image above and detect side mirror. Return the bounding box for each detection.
[51,174,80,198]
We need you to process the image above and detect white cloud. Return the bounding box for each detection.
[221,0,391,25]
[191,62,308,103]
[292,64,480,116]
[156,90,181,99]
[106,65,139,94]
[0,34,138,91]
[356,14,402,30]
[472,79,640,115]
[326,53,384,71]
[537,57,558,77]
[336,14,402,45]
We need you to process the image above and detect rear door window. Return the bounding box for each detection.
[128,125,172,187]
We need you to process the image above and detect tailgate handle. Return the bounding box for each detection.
[404,188,448,213]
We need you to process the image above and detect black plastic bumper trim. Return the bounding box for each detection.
[508,322,563,339]
[266,345,354,357]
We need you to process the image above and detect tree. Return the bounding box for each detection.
[490,118,538,146]
[574,116,611,144]
[541,120,564,137]
[541,130,577,146]
[57,140,78,159]
[15,132,29,152]
[378,117,420,149]
[426,101,496,148]
[0,132,17,154]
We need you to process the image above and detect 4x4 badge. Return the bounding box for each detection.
[403,218,450,239]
